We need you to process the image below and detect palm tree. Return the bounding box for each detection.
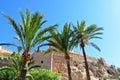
[72,21,103,80]
[40,23,74,80]
[1,9,57,80]
[0,53,40,80]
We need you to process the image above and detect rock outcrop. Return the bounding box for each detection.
[48,51,119,80]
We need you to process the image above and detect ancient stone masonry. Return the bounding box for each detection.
[0,46,12,56]
[32,50,52,69]
[0,46,12,66]
[32,50,99,80]
[52,53,67,73]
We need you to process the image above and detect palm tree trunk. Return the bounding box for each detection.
[18,61,28,80]
[66,60,72,80]
[80,40,91,80]
[65,55,72,80]
[18,50,30,80]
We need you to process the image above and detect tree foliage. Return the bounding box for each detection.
[27,69,60,80]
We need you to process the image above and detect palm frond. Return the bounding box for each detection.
[85,24,97,34]
[92,27,104,33]
[12,57,20,71]
[43,48,61,55]
[0,66,13,71]
[69,36,79,48]
[28,57,34,67]
[0,43,14,46]
[31,24,57,48]
[19,23,26,49]
[28,12,43,42]
[39,39,63,52]
[19,9,26,27]
[79,20,85,31]
[25,8,30,27]
[2,13,21,34]
[89,36,103,40]
[90,32,103,36]
[2,13,24,50]
[26,73,34,80]
[28,65,41,70]
[10,54,22,71]
[32,36,52,49]
[89,42,101,52]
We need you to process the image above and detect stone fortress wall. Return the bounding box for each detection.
[0,46,12,66]
[32,49,99,80]
[32,50,52,70]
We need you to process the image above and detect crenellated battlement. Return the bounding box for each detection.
[0,46,12,55]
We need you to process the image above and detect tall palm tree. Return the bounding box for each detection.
[1,9,57,80]
[72,21,103,80]
[40,23,74,80]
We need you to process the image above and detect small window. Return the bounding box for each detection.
[41,61,43,63]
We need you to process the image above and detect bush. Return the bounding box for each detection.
[27,69,60,80]
[0,69,17,80]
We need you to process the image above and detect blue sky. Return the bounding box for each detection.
[0,0,120,67]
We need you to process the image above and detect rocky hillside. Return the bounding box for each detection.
[52,51,120,80]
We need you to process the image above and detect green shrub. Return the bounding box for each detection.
[27,69,60,80]
[0,69,17,80]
